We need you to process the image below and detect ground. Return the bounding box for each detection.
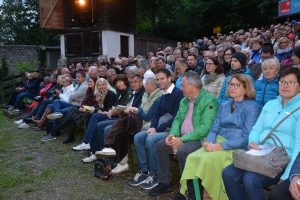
[0,110,180,200]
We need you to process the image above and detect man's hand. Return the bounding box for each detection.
[171,137,183,151]
[248,142,260,150]
[124,106,137,114]
[165,135,175,146]
[79,107,86,112]
[147,128,156,135]
[290,176,300,200]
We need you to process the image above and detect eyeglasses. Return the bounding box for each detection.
[228,82,241,89]
[205,62,215,66]
[279,80,299,86]
[224,53,232,56]
[129,80,141,84]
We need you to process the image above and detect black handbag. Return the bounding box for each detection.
[94,157,116,181]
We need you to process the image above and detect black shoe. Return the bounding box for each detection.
[148,183,172,196]
[63,136,75,144]
[172,193,186,200]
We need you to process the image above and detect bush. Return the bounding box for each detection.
[15,62,36,74]
[0,58,9,78]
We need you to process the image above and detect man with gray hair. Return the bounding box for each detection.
[88,66,99,79]
[106,68,117,86]
[148,71,218,198]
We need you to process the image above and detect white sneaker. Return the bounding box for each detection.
[95,147,116,158]
[14,119,24,126]
[47,112,63,120]
[111,163,129,174]
[82,154,96,163]
[18,122,30,129]
[72,142,90,151]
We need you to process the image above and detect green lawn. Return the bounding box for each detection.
[0,110,179,200]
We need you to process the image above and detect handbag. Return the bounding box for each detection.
[233,106,300,178]
[94,157,116,181]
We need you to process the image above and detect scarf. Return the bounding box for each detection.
[203,74,224,85]
[276,47,292,54]
[230,67,246,75]
[96,91,108,110]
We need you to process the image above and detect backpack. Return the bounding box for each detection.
[94,157,116,180]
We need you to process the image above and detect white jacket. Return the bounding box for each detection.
[59,84,75,103]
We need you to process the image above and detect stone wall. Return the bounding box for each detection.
[0,45,39,67]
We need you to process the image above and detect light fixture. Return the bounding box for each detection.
[77,0,87,6]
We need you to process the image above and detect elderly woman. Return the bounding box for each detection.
[223,67,300,200]
[177,75,261,200]
[218,52,254,103]
[275,37,292,64]
[255,58,280,106]
[201,57,225,97]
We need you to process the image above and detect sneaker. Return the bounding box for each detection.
[72,142,90,151]
[128,172,149,187]
[111,163,129,174]
[148,183,173,196]
[11,108,20,114]
[82,154,96,163]
[18,122,30,129]
[140,175,159,190]
[41,134,56,142]
[14,119,24,126]
[47,112,63,120]
[95,147,116,158]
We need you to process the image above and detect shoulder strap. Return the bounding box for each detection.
[261,106,300,144]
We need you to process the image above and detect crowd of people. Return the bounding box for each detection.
[2,20,300,200]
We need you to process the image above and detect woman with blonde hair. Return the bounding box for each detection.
[176,74,261,200]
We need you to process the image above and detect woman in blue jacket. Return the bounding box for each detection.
[218,52,254,104]
[255,58,280,106]
[223,67,300,200]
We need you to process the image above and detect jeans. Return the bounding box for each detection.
[90,119,116,153]
[14,91,32,109]
[222,164,283,200]
[47,99,74,115]
[156,139,201,184]
[82,112,110,144]
[35,99,53,118]
[134,131,169,175]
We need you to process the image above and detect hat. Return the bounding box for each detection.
[232,52,247,67]
[291,20,299,26]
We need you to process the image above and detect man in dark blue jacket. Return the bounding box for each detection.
[269,152,300,200]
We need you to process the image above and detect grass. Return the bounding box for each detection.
[0,110,179,200]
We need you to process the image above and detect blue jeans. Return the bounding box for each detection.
[82,113,110,144]
[222,164,283,200]
[90,119,116,153]
[14,91,32,109]
[47,99,74,115]
[134,131,169,175]
[35,99,53,118]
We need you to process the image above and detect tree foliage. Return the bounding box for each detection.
[0,0,59,45]
[136,0,278,40]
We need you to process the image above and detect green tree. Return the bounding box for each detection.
[0,0,59,45]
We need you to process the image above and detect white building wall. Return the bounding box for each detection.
[102,30,134,58]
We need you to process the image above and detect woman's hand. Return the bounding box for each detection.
[79,107,86,112]
[206,143,224,152]
[290,176,300,200]
[248,142,260,150]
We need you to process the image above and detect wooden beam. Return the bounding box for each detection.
[42,0,59,28]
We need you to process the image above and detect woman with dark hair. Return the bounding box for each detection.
[222,47,236,76]
[177,74,261,200]
[223,67,300,200]
[72,74,131,150]
[201,57,225,97]
[218,52,254,104]
[292,46,300,70]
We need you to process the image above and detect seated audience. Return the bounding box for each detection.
[223,67,300,200]
[178,74,261,200]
